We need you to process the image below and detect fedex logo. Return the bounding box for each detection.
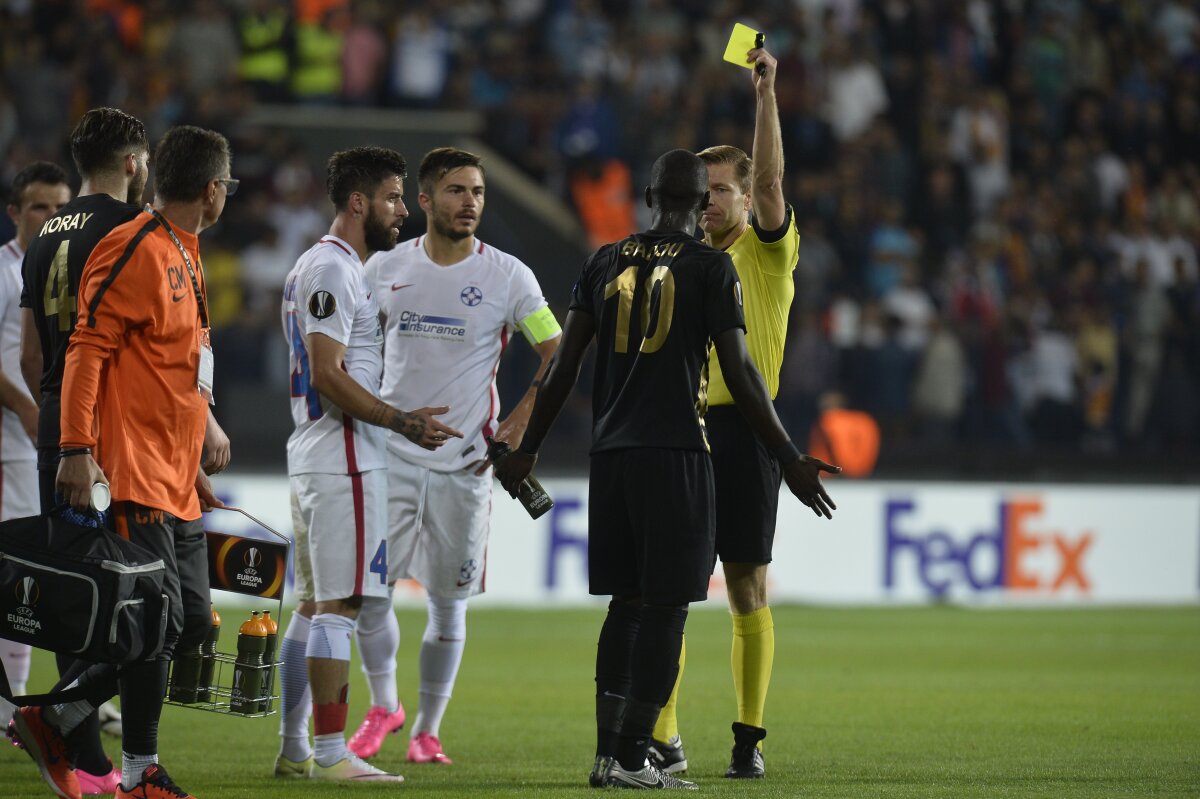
[884,497,1093,597]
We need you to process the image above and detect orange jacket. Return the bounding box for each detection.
[61,211,209,520]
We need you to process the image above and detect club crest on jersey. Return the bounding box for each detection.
[309,290,336,319]
[461,285,483,306]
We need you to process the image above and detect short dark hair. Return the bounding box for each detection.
[153,126,231,203]
[69,107,148,178]
[326,147,408,210]
[9,161,69,208]
[697,145,753,193]
[418,147,485,195]
[649,149,708,211]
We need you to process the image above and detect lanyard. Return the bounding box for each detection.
[146,206,209,329]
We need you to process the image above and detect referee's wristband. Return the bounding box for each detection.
[771,440,802,466]
[60,446,92,458]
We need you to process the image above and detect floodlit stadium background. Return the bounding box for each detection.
[1,1,1199,606]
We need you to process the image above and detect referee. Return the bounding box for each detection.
[649,43,801,780]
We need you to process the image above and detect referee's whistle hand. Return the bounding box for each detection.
[783,456,840,520]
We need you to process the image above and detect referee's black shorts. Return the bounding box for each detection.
[588,447,716,605]
[707,404,783,564]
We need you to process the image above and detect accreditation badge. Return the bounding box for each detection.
[199,327,215,405]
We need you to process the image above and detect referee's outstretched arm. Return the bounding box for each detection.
[713,326,840,518]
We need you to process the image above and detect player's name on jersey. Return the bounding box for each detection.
[620,240,686,261]
[40,212,96,236]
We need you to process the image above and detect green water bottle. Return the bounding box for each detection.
[258,610,278,712]
[196,605,221,702]
[230,611,267,714]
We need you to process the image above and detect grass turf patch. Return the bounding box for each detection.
[3,606,1197,797]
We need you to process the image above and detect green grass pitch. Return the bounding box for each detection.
[4,606,1198,797]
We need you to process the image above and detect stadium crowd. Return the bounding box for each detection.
[2,0,1199,469]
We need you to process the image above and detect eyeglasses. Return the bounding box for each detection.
[216,178,240,196]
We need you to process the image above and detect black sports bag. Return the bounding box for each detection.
[0,514,169,665]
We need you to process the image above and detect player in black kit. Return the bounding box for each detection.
[495,149,839,790]
[20,107,150,511]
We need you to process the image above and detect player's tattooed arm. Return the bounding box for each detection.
[391,410,427,442]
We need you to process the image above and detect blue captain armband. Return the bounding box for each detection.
[518,306,562,345]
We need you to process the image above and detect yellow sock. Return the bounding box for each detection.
[651,636,685,742]
[731,607,774,730]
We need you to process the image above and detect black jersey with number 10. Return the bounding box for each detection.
[569,230,745,454]
[19,193,140,449]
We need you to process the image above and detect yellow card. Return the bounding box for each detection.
[723,23,761,70]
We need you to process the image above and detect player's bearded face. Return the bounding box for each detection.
[364,202,401,252]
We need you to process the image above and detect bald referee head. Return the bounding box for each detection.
[645,149,710,232]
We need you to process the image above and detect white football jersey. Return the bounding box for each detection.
[0,240,34,462]
[365,236,557,471]
[283,235,386,475]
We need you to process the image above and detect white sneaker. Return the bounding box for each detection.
[607,759,698,790]
[310,752,405,782]
[98,701,122,737]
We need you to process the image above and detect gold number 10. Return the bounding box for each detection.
[603,265,676,354]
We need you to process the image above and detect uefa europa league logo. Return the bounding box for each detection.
[244,548,262,569]
[16,576,38,607]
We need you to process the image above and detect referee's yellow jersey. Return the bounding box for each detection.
[706,207,799,407]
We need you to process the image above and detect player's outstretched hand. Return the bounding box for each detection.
[396,406,464,450]
[782,455,840,519]
[494,450,536,498]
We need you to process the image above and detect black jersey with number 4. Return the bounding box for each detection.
[570,230,745,454]
[20,193,140,448]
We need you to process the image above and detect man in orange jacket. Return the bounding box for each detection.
[12,125,233,799]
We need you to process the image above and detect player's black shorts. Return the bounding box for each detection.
[707,404,783,564]
[588,448,716,605]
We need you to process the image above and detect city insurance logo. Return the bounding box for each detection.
[8,576,42,635]
[884,495,1093,598]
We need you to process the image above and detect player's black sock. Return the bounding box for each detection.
[118,659,169,756]
[595,692,627,758]
[615,698,661,771]
[615,604,688,771]
[54,654,113,775]
[631,604,688,703]
[595,598,641,756]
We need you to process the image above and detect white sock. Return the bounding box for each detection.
[122,751,157,789]
[412,595,467,737]
[355,593,399,712]
[0,640,30,695]
[278,613,313,760]
[308,613,356,767]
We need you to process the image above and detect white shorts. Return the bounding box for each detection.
[1,460,37,521]
[290,470,390,603]
[388,454,491,599]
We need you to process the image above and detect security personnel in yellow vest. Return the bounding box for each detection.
[238,0,292,102]
[291,9,344,103]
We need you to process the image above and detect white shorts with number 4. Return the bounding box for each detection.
[388,452,491,599]
[290,469,390,603]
